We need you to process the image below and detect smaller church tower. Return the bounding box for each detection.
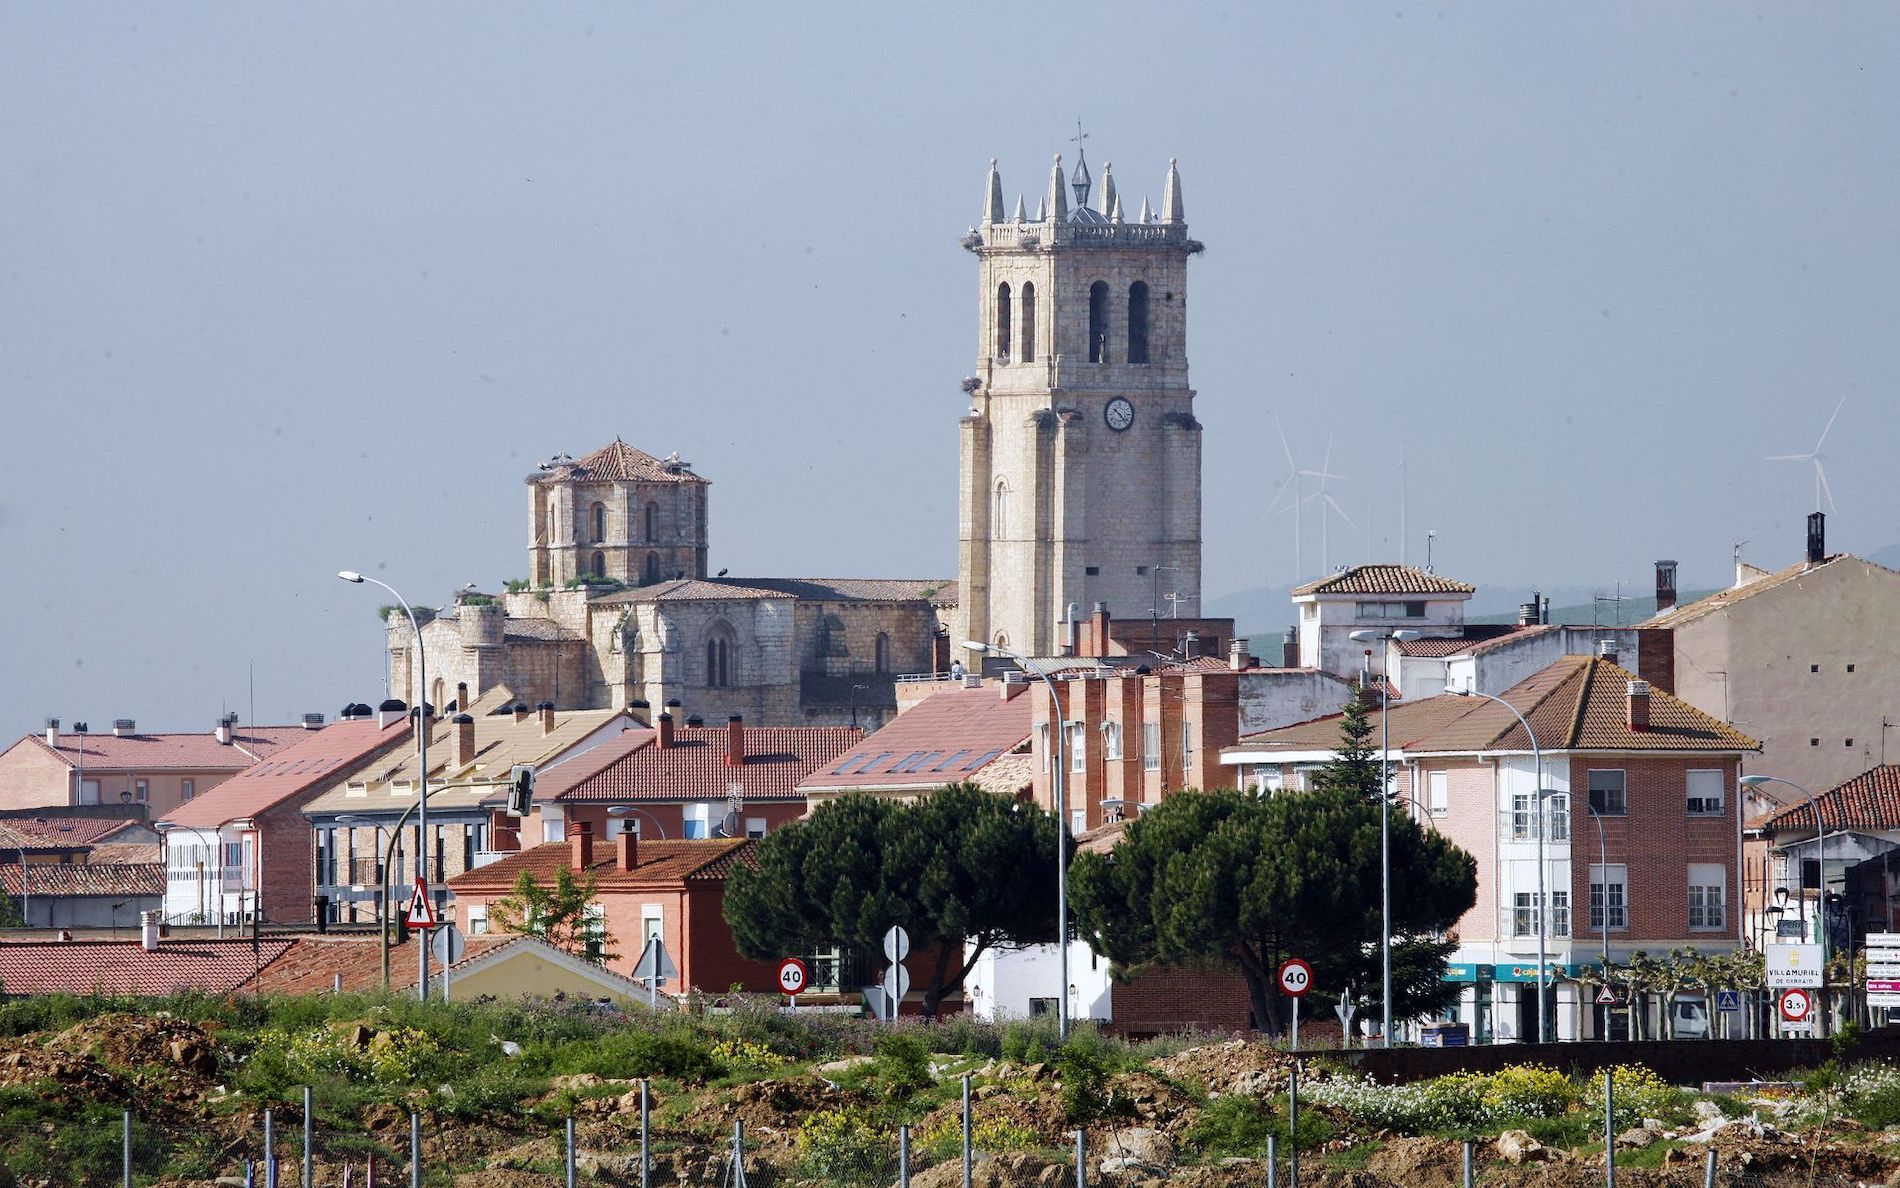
[527,439,709,587]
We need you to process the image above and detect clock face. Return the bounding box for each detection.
[1104,398,1135,432]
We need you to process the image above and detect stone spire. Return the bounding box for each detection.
[984,158,1006,224]
[1013,193,1026,223]
[1034,195,1047,222]
[1070,147,1092,209]
[1099,161,1117,218]
[1047,154,1068,222]
[1162,158,1184,224]
[1138,195,1154,224]
[1110,192,1124,224]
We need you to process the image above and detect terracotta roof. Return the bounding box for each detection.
[0,817,143,849]
[714,578,958,604]
[163,717,412,829]
[24,726,309,772]
[0,863,161,897]
[1233,656,1759,756]
[1642,555,1867,629]
[256,933,516,994]
[446,838,754,893]
[970,752,1036,799]
[532,724,860,804]
[0,938,295,995]
[1393,626,1529,658]
[797,686,1033,793]
[1290,565,1476,597]
[1761,766,1900,833]
[84,843,161,866]
[528,439,707,485]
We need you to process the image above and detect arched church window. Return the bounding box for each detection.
[1128,281,1150,364]
[995,282,1012,360]
[993,631,1010,651]
[706,623,736,688]
[643,553,661,586]
[875,632,892,675]
[1020,282,1036,362]
[1088,281,1110,362]
[644,502,659,541]
[993,478,1010,539]
[590,502,606,543]
[591,551,606,579]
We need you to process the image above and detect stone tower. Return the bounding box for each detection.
[527,439,710,587]
[957,150,1204,655]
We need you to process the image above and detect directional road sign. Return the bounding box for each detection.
[776,958,809,997]
[1278,957,1313,998]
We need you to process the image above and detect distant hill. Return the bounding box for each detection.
[1469,591,1718,627]
[1209,579,1721,641]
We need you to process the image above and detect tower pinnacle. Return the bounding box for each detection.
[1162,158,1184,224]
[983,158,1006,224]
[1047,154,1068,222]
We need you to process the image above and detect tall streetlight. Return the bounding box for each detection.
[1448,682,1553,1044]
[1348,629,1420,1047]
[1740,774,1827,1030]
[339,570,433,999]
[1584,803,1610,1040]
[964,639,1069,1041]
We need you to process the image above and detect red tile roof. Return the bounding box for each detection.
[0,938,295,996]
[0,863,161,897]
[162,717,412,828]
[1761,766,1900,833]
[0,817,142,849]
[27,726,309,772]
[446,838,754,893]
[530,725,860,804]
[256,933,516,994]
[1290,565,1476,597]
[715,578,957,604]
[84,843,160,866]
[530,439,707,484]
[1393,626,1531,658]
[796,685,1033,793]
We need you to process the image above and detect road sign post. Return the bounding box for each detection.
[1779,987,1814,1032]
[632,937,678,1010]
[776,957,809,1007]
[876,926,911,1022]
[403,878,438,930]
[1279,958,1312,1052]
[430,925,465,1001]
[1866,933,1900,1013]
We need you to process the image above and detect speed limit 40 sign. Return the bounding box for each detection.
[1278,957,1313,998]
[776,958,810,997]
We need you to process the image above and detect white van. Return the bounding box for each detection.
[1671,996,1710,1038]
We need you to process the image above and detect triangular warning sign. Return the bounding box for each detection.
[404,880,438,929]
[1595,984,1619,1005]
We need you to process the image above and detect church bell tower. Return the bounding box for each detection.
[956,147,1204,656]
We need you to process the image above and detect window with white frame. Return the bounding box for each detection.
[1142,723,1161,771]
[583,903,607,961]
[1300,602,1317,620]
[1686,770,1725,816]
[1356,600,1426,619]
[1588,769,1627,816]
[1102,722,1123,761]
[1038,724,1051,773]
[1545,793,1570,841]
[1181,721,1194,769]
[1071,809,1085,835]
[1590,864,1629,930]
[134,779,150,803]
[1512,892,1540,936]
[1688,863,1726,930]
[467,904,489,935]
[542,816,564,844]
[641,905,663,943]
[683,803,712,840]
[603,816,626,839]
[1427,770,1448,816]
[1550,889,1570,937]
[745,817,767,839]
[181,779,195,800]
[1511,791,1537,839]
[1068,722,1086,773]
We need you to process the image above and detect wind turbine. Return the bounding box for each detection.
[1261,412,1304,579]
[1300,434,1355,574]
[1386,446,1409,566]
[1766,397,1845,514]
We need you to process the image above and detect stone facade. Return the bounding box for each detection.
[958,152,1203,657]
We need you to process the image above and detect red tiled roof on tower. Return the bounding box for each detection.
[529,439,708,485]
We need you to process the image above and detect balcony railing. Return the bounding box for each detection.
[1498,808,1570,843]
[1501,904,1572,939]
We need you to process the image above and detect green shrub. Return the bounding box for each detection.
[543,1028,721,1082]
[1838,1061,1900,1129]
[1057,1042,1113,1123]
[870,1033,934,1099]
[918,1115,1039,1162]
[793,1108,892,1185]
[1587,1065,1686,1133]
[1184,1094,1275,1158]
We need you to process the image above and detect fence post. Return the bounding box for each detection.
[1266,1134,1277,1188]
[1462,1139,1473,1188]
[122,1108,132,1188]
[1703,1145,1716,1188]
[303,1086,313,1188]
[264,1107,276,1188]
[409,1110,421,1188]
[1603,1069,1615,1188]
[898,1122,911,1188]
[565,1115,576,1188]
[1287,1066,1300,1188]
[640,1078,651,1188]
[962,1073,973,1188]
[1074,1129,1086,1188]
[732,1119,748,1188]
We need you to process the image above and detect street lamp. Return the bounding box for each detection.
[152,820,223,937]
[1349,628,1420,1048]
[1741,773,1827,1028]
[339,569,434,1000]
[607,805,670,838]
[1448,682,1553,1044]
[964,639,1070,1041]
[1583,803,1610,1040]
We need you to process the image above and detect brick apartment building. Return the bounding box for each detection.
[1226,655,1758,1043]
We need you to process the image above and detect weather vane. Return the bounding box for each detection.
[1070,119,1088,151]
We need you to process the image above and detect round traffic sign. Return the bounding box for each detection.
[1780,987,1813,1023]
[1278,957,1313,998]
[776,958,809,997]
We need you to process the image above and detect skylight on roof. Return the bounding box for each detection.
[962,748,1005,772]
[832,754,871,777]
[931,749,972,772]
[892,751,928,774]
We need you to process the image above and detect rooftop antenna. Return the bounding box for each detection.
[1425,530,1437,575]
[1593,580,1629,628]
[1765,396,1845,514]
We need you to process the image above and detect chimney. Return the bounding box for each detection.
[301,712,326,730]
[1182,631,1199,660]
[44,718,57,748]
[1091,602,1111,657]
[512,702,530,724]
[1807,511,1826,566]
[726,715,745,767]
[569,820,594,870]
[538,701,556,735]
[452,713,476,767]
[686,715,705,727]
[665,698,683,722]
[140,910,161,952]
[656,712,675,748]
[629,699,651,726]
[1065,602,1080,657]
[377,699,408,729]
[1654,560,1678,613]
[1626,680,1651,731]
[1282,628,1298,669]
[113,719,136,738]
[455,681,469,711]
[616,828,638,873]
[1229,638,1252,671]
[1598,640,1620,668]
[1517,601,1540,627]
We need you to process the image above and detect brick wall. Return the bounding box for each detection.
[1109,964,1255,1034]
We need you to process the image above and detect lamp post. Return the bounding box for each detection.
[1740,774,1826,1030]
[964,639,1069,1041]
[1584,803,1610,1040]
[1349,629,1420,1047]
[1449,683,1552,1044]
[607,805,670,838]
[152,820,224,937]
[339,570,433,1000]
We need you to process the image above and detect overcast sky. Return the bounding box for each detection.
[4,4,1898,731]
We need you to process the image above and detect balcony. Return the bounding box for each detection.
[1498,808,1570,844]
[1500,904,1572,940]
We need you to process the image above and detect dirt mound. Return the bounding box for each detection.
[50,1012,218,1078]
[680,1075,867,1153]
[1363,1136,1468,1188]
[1148,1039,1294,1097]
[1102,1070,1198,1135]
[0,1043,128,1104]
